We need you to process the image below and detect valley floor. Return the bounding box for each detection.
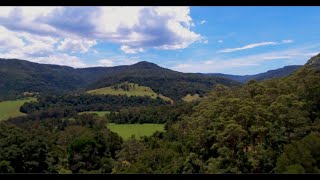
[107,123,165,140]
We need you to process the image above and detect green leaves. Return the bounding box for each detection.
[0,161,14,173]
[0,122,49,173]
[276,132,320,173]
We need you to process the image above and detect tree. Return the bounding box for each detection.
[276,132,320,173]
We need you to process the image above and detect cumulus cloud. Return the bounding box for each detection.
[57,38,97,53]
[0,25,87,68]
[0,7,62,37]
[0,25,58,57]
[0,26,25,49]
[0,7,203,54]
[20,32,58,56]
[218,40,294,53]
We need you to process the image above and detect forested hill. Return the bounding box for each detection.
[87,61,240,101]
[0,59,239,101]
[0,59,107,100]
[106,53,320,173]
[305,53,320,70]
[206,65,302,83]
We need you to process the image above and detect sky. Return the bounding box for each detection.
[0,6,319,75]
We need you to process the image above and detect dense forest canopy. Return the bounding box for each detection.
[113,53,320,173]
[20,94,169,114]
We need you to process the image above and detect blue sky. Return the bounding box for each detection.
[0,7,319,75]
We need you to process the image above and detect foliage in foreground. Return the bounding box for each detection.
[112,57,320,173]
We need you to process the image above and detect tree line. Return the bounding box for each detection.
[107,102,196,124]
[20,94,169,115]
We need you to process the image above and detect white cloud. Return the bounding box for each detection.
[218,40,223,43]
[262,56,292,60]
[0,7,203,54]
[218,40,294,53]
[173,46,319,74]
[0,7,63,37]
[0,25,87,68]
[29,54,87,68]
[0,6,205,68]
[0,7,13,17]
[219,41,279,53]
[0,26,25,49]
[282,39,294,43]
[98,59,114,67]
[0,50,87,68]
[200,20,206,24]
[0,25,58,57]
[174,63,193,69]
[0,7,60,22]
[89,56,141,67]
[204,60,214,65]
[57,38,97,53]
[304,52,319,56]
[20,32,58,56]
[120,45,144,54]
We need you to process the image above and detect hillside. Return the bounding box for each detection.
[305,53,320,70]
[0,59,239,101]
[0,58,301,102]
[87,82,173,103]
[108,53,320,173]
[206,65,302,83]
[0,97,36,121]
[181,94,201,102]
[88,61,240,101]
[0,59,109,100]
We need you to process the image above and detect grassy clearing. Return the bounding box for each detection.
[0,97,37,121]
[107,123,165,140]
[78,111,111,117]
[87,82,173,103]
[182,94,201,102]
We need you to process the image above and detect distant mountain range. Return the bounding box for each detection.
[0,58,303,101]
[205,65,302,83]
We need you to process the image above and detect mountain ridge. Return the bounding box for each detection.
[305,53,320,70]
[0,57,308,101]
[205,65,302,83]
[0,58,239,101]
